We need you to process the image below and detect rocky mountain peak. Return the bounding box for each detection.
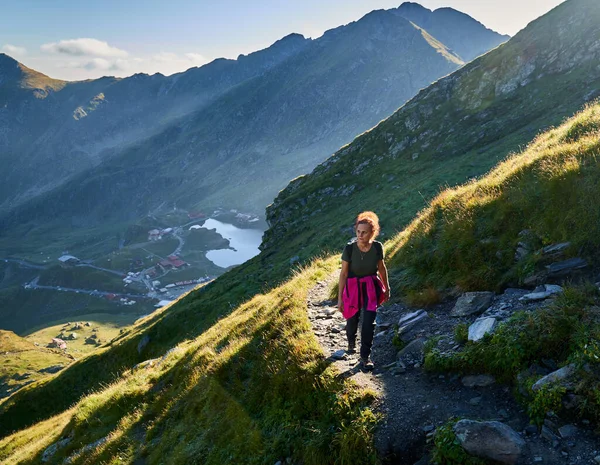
[394,2,509,61]
[0,53,22,85]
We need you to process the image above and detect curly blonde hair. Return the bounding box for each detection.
[355,211,380,240]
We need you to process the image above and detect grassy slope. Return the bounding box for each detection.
[0,330,71,400]
[385,101,600,292]
[0,259,378,465]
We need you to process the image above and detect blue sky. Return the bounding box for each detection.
[0,0,565,80]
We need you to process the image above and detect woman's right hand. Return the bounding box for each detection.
[337,300,343,314]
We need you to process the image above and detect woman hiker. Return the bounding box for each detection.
[338,211,390,370]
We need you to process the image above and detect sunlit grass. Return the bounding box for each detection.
[0,257,379,464]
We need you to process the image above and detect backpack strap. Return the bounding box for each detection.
[374,241,383,260]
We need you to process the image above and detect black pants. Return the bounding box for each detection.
[346,283,377,359]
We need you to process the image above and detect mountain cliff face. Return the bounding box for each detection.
[262,0,600,266]
[0,4,508,237]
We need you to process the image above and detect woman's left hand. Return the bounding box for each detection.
[384,288,390,302]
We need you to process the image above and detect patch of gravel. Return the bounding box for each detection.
[307,274,600,465]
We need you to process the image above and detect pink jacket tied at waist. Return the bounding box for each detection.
[342,275,386,320]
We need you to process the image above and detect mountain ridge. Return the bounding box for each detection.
[0,5,506,234]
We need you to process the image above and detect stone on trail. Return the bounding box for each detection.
[397,310,427,342]
[451,292,494,317]
[531,364,576,392]
[453,420,525,465]
[462,375,496,388]
[468,317,497,342]
[558,424,578,439]
[331,349,346,360]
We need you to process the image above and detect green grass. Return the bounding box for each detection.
[24,313,139,357]
[0,258,379,464]
[0,330,72,401]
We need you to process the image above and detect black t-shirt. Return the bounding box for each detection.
[341,241,384,277]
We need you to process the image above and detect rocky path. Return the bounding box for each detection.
[306,274,600,465]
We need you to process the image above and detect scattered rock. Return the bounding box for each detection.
[542,242,571,256]
[531,364,576,392]
[38,365,64,374]
[397,310,428,342]
[558,424,578,439]
[546,257,587,277]
[397,338,426,365]
[540,425,559,443]
[469,396,482,406]
[524,425,539,436]
[453,420,525,464]
[451,292,494,317]
[331,350,346,360]
[84,322,92,327]
[132,358,159,371]
[137,335,150,354]
[42,437,72,463]
[468,317,497,341]
[520,284,563,302]
[462,375,496,388]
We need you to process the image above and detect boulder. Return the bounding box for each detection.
[531,364,576,392]
[546,257,587,277]
[42,437,72,463]
[542,242,571,256]
[558,424,577,439]
[397,310,428,342]
[453,420,525,464]
[451,292,494,317]
[519,284,563,302]
[468,318,497,342]
[397,338,426,365]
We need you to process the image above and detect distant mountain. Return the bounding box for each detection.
[0,33,310,214]
[1,5,507,235]
[262,0,600,267]
[393,2,510,61]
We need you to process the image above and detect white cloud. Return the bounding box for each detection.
[41,38,128,58]
[2,44,27,56]
[185,52,207,63]
[25,49,211,80]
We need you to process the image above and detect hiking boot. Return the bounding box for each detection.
[347,341,356,354]
[360,357,374,371]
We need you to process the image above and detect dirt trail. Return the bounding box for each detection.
[306,273,600,465]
